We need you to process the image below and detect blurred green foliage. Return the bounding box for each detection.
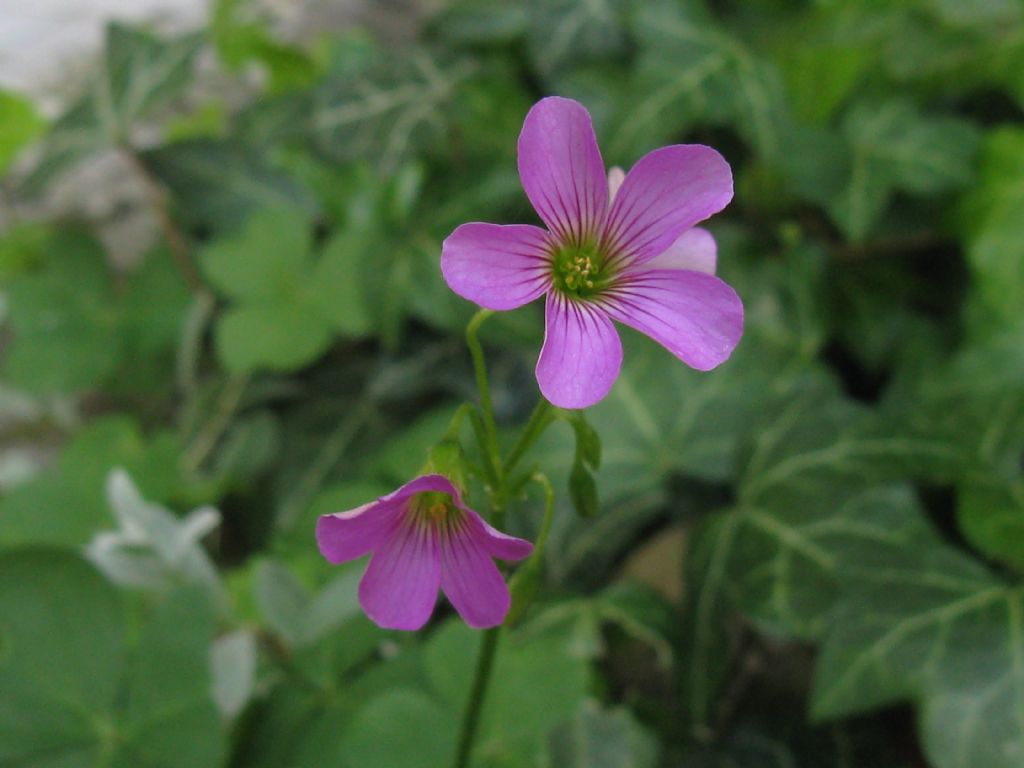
[1,0,1022,766]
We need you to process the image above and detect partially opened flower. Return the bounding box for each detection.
[441,97,743,408]
[316,474,533,630]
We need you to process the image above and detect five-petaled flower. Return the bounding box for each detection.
[441,96,744,408]
[316,474,533,630]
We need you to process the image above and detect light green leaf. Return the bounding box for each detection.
[0,90,44,173]
[340,690,457,768]
[254,559,363,648]
[201,208,311,300]
[217,304,332,373]
[0,550,122,768]
[0,552,225,768]
[211,629,257,718]
[424,620,591,763]
[0,416,188,549]
[3,231,120,393]
[961,128,1024,327]
[113,588,225,768]
[309,230,373,336]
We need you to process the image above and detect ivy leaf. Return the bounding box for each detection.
[311,46,475,173]
[960,127,1024,328]
[142,140,318,234]
[827,99,980,241]
[679,382,963,722]
[525,0,631,77]
[610,1,789,162]
[811,500,1024,768]
[22,23,202,192]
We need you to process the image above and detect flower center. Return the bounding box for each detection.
[550,242,610,299]
[411,492,463,531]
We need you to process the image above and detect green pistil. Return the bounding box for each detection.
[550,241,611,299]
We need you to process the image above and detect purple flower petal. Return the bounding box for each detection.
[441,223,552,310]
[645,227,717,275]
[461,510,534,561]
[536,292,623,408]
[518,97,608,244]
[359,518,440,631]
[317,474,457,565]
[439,524,512,629]
[601,145,732,270]
[316,499,403,564]
[604,269,744,371]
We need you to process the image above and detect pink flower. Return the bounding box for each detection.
[441,97,743,408]
[316,474,533,630]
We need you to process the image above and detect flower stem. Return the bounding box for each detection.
[120,146,204,293]
[465,309,504,508]
[503,400,554,475]
[454,625,501,768]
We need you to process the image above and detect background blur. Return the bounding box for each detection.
[1,1,1022,766]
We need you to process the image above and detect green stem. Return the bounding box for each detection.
[529,472,556,555]
[183,374,249,472]
[465,310,502,489]
[503,400,554,475]
[454,626,501,768]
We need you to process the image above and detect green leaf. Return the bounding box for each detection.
[525,0,631,77]
[0,416,187,549]
[311,46,475,173]
[254,559,363,648]
[210,629,257,718]
[142,140,317,234]
[3,230,120,393]
[610,1,789,162]
[309,230,373,336]
[678,380,964,722]
[827,99,980,240]
[0,90,44,173]
[424,620,591,763]
[22,23,202,191]
[547,701,658,768]
[340,690,457,768]
[2,233,189,395]
[200,208,369,373]
[0,550,122,768]
[0,552,225,768]
[113,588,225,768]
[811,501,1024,768]
[958,478,1024,572]
[569,460,600,518]
[961,128,1024,328]
[429,0,529,45]
[776,41,867,125]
